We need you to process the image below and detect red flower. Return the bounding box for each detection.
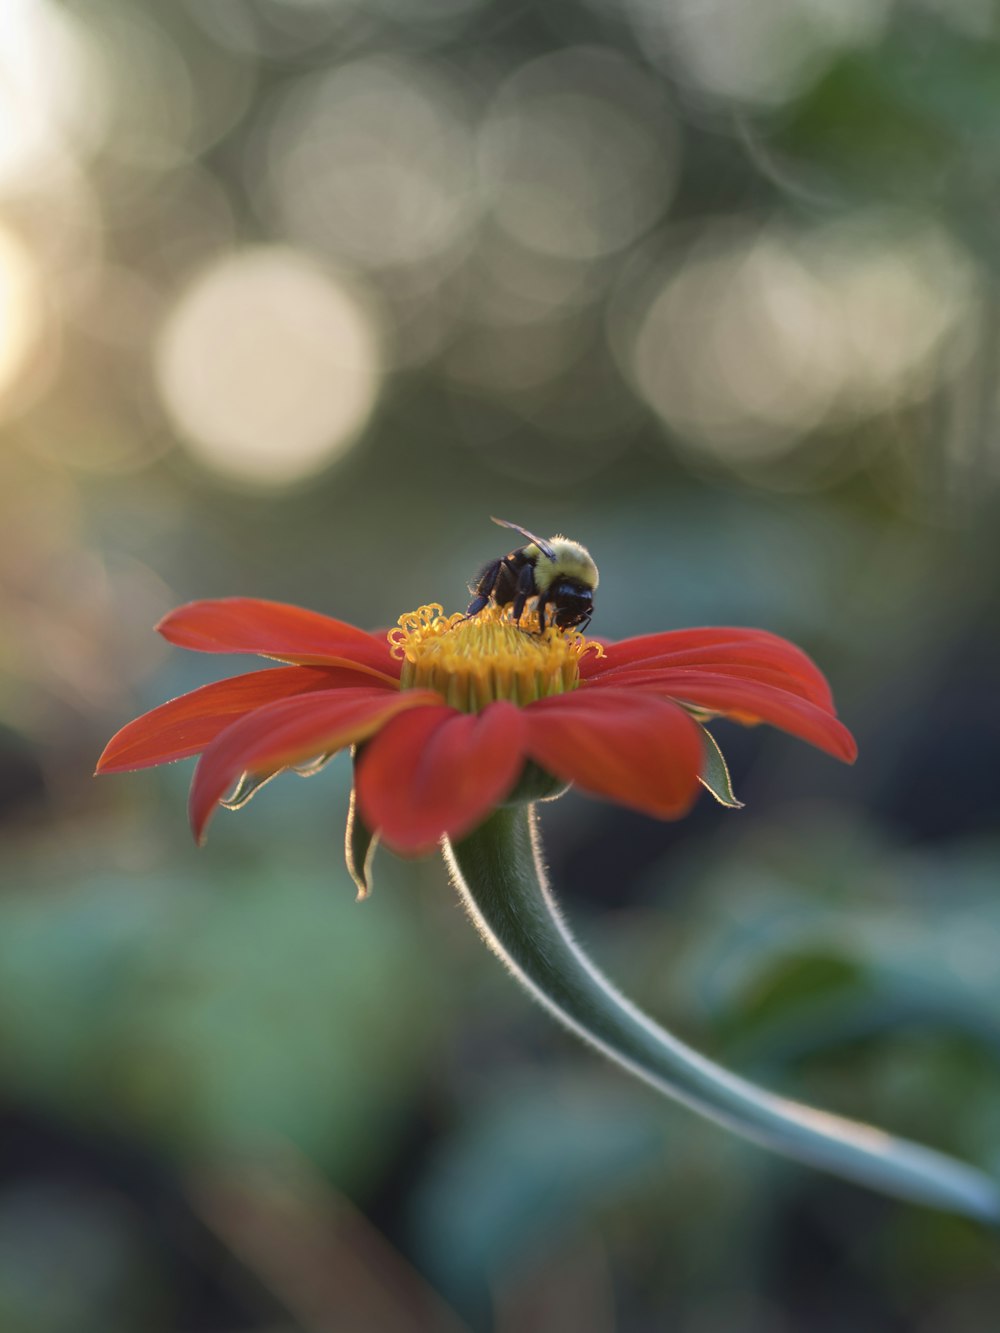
[97,597,856,864]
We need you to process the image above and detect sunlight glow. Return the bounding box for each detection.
[0,225,44,410]
[0,0,107,188]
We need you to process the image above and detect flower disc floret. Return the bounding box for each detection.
[390,603,603,712]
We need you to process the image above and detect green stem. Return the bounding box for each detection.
[444,805,1000,1224]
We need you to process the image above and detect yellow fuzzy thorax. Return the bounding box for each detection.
[389,603,603,712]
[528,537,599,595]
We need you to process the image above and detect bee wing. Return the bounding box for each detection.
[490,516,557,561]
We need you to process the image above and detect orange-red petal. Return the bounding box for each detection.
[610,670,857,762]
[189,686,439,843]
[581,628,834,708]
[158,598,398,676]
[355,702,527,855]
[96,665,397,774]
[586,661,832,707]
[523,688,704,820]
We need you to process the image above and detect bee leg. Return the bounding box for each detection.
[466,559,504,616]
[511,562,536,625]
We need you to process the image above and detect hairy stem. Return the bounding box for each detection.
[444,805,1000,1224]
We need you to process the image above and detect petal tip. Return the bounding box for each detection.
[94,744,125,776]
[94,733,123,775]
[188,795,213,847]
[154,604,187,637]
[830,722,859,765]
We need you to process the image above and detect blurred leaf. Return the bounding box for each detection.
[716,950,865,1041]
[776,56,951,197]
[635,825,1000,1149]
[774,31,1000,206]
[410,1074,665,1303]
[0,857,446,1186]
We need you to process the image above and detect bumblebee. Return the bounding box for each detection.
[467,517,598,632]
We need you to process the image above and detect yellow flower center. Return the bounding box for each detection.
[389,603,602,712]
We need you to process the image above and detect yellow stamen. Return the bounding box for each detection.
[389,603,603,713]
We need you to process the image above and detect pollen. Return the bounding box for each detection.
[389,603,602,712]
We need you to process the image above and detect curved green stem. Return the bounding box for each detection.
[444,805,1000,1224]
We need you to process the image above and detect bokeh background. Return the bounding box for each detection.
[2,0,1000,1328]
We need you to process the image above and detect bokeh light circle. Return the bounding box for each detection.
[479,47,678,260]
[623,0,890,108]
[155,247,382,489]
[623,217,973,464]
[628,228,843,460]
[180,0,359,59]
[258,56,477,269]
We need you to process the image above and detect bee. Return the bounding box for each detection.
[466,517,598,633]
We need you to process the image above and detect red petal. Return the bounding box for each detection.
[96,665,397,774]
[582,628,833,707]
[587,661,830,706]
[356,703,527,855]
[158,598,398,675]
[189,687,439,843]
[610,670,857,762]
[524,689,704,820]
